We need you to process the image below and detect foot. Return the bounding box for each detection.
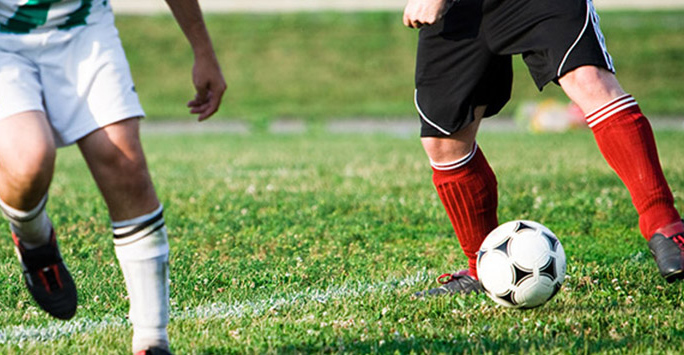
[414,269,482,297]
[648,220,684,283]
[136,347,173,355]
[13,230,78,320]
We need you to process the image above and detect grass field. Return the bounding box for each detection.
[117,10,684,121]
[1,128,683,353]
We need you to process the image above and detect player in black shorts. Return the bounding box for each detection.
[403,0,684,296]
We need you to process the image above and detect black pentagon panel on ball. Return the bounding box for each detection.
[494,237,511,254]
[512,263,534,285]
[514,221,536,233]
[539,257,557,279]
[498,290,517,307]
[542,231,559,252]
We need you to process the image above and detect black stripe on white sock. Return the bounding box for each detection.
[113,207,165,246]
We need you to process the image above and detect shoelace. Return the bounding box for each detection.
[436,272,479,294]
[437,272,472,284]
[437,273,455,284]
[672,234,684,249]
[36,265,63,294]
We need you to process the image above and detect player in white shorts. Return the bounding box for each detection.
[0,1,226,354]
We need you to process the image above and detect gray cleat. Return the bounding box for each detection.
[414,270,482,298]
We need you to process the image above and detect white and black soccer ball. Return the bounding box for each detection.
[476,220,566,309]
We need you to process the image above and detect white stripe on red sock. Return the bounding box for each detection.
[430,143,478,171]
[586,94,638,128]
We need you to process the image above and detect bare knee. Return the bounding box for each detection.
[0,111,56,207]
[422,137,475,163]
[2,143,56,208]
[559,66,625,114]
[15,143,56,183]
[422,112,482,164]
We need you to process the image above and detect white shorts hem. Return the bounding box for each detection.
[58,109,146,147]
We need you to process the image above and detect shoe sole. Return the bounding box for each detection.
[664,269,684,283]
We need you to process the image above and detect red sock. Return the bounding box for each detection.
[587,94,681,239]
[432,144,498,279]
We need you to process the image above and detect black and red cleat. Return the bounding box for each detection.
[648,220,684,283]
[12,230,77,320]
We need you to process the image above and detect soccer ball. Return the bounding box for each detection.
[476,220,566,309]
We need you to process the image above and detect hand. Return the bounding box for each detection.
[187,54,226,121]
[403,0,451,29]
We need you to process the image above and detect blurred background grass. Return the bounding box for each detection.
[117,11,684,121]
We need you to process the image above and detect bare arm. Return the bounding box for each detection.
[165,0,226,121]
[403,0,451,29]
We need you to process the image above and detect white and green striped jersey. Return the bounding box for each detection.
[0,0,111,33]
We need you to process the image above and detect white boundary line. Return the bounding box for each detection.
[0,272,430,345]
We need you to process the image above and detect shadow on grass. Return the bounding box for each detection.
[194,332,670,354]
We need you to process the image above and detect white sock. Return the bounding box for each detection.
[112,205,170,353]
[0,195,52,249]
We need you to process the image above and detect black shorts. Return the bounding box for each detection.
[415,0,615,137]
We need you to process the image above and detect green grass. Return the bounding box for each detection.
[117,11,684,121]
[1,129,683,353]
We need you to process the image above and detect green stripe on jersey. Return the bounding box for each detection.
[58,0,93,30]
[1,0,93,33]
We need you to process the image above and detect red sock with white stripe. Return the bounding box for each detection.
[431,144,498,278]
[587,94,681,239]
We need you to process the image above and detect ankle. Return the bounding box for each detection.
[653,220,684,238]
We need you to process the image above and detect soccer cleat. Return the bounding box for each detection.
[648,220,684,283]
[13,230,77,320]
[135,347,173,355]
[414,269,482,297]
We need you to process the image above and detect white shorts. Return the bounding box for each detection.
[0,11,144,147]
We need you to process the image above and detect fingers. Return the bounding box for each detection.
[187,81,225,121]
[187,94,214,121]
[403,7,423,28]
[403,0,447,28]
[195,86,209,105]
[404,17,427,29]
[197,90,221,121]
[403,15,429,29]
[403,12,415,28]
[403,15,423,29]
[186,94,210,114]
